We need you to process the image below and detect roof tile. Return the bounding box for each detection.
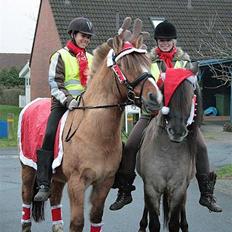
[49,0,232,59]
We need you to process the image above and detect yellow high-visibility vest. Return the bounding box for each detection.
[57,48,93,97]
[151,60,188,81]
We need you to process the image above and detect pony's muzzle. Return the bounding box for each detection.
[167,126,188,143]
[142,92,162,113]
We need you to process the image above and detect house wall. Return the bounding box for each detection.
[30,0,61,100]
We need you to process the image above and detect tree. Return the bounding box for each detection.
[0,67,24,88]
[196,11,232,87]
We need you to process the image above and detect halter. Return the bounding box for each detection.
[107,41,154,106]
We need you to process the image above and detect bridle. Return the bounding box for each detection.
[110,64,154,108]
[107,41,154,106]
[73,41,155,110]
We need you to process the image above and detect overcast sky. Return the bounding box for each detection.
[0,0,40,54]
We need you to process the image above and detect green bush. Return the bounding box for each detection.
[0,67,24,87]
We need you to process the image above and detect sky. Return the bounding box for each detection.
[0,0,40,54]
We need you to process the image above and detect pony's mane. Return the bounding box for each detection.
[89,42,111,79]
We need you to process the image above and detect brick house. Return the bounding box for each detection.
[30,0,231,116]
[0,53,30,70]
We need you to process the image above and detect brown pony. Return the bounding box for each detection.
[136,67,202,232]
[20,17,162,232]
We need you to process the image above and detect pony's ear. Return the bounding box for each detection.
[190,62,199,75]
[141,32,150,41]
[135,32,150,48]
[107,38,113,48]
[135,34,144,48]
[124,30,132,41]
[112,36,123,53]
[140,44,147,50]
[137,32,150,49]
[131,18,142,43]
[130,18,143,47]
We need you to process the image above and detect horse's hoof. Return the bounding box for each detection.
[22,222,31,232]
[52,223,64,232]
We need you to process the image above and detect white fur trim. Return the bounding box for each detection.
[52,220,64,225]
[91,222,104,227]
[107,49,115,67]
[52,111,69,171]
[186,98,195,126]
[118,28,123,35]
[115,48,147,62]
[160,72,166,81]
[21,219,31,224]
[22,204,31,208]
[161,106,170,115]
[51,204,62,209]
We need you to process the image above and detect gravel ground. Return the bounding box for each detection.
[216,179,232,196]
[201,121,232,196]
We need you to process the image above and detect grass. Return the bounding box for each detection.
[0,104,129,148]
[0,105,22,147]
[216,164,232,179]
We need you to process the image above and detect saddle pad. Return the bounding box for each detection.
[18,98,68,171]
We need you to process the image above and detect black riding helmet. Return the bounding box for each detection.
[68,17,95,36]
[154,20,177,40]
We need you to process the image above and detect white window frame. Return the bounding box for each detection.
[150,17,165,29]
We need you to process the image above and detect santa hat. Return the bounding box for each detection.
[161,68,196,115]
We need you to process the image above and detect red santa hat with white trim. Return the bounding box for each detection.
[161,68,195,115]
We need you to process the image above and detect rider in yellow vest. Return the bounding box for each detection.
[110,21,222,213]
[34,17,94,202]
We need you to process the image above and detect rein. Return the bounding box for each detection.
[73,99,132,110]
[72,71,152,111]
[66,42,151,141]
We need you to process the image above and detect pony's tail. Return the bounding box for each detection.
[31,178,45,222]
[163,191,169,229]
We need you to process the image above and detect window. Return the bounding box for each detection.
[150,17,165,29]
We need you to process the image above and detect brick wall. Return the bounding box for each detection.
[30,0,61,100]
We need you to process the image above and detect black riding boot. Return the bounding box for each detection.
[34,149,53,202]
[196,172,222,212]
[109,173,136,211]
